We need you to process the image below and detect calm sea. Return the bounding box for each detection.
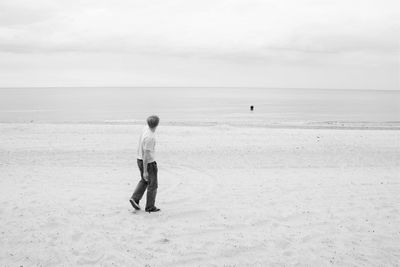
[0,87,399,127]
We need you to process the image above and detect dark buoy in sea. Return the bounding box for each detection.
[250,105,254,111]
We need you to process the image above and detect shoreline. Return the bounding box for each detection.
[1,120,400,130]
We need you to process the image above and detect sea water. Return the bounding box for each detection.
[0,87,399,126]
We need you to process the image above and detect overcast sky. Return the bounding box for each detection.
[0,0,399,89]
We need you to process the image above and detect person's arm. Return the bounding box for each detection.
[142,136,155,181]
[142,149,151,181]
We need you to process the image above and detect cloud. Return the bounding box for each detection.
[0,0,398,88]
[0,0,398,56]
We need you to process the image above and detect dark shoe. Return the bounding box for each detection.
[145,207,161,213]
[129,198,141,210]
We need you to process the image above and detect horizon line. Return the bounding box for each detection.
[0,86,398,91]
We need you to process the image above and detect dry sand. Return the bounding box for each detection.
[0,123,399,266]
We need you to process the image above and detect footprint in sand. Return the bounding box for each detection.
[71,231,83,242]
[44,217,61,229]
[274,238,291,249]
[158,238,170,243]
[77,254,104,265]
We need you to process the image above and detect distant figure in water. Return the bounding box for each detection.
[250,105,254,111]
[130,115,160,213]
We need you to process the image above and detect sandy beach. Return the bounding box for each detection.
[0,123,399,266]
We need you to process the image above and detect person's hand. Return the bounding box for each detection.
[143,171,149,181]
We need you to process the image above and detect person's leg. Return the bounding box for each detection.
[132,180,147,202]
[131,159,148,203]
[145,162,158,210]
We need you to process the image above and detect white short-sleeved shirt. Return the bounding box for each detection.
[137,126,156,162]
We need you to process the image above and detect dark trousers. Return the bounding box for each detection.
[131,159,158,210]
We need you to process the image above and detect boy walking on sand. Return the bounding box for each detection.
[130,115,160,213]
